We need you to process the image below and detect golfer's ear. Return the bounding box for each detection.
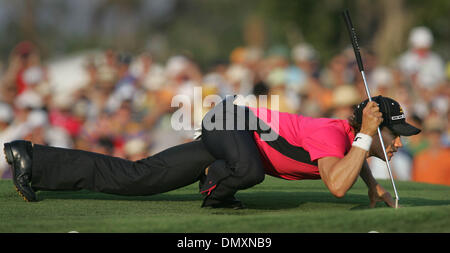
[317,156,343,198]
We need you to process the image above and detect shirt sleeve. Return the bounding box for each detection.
[302,124,351,162]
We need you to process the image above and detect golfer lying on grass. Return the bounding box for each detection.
[4,95,420,209]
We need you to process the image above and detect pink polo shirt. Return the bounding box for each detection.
[248,106,355,180]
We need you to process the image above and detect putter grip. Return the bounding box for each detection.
[342,9,364,72]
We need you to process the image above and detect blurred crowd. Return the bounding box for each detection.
[0,26,449,186]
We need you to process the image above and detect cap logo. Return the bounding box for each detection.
[391,114,405,120]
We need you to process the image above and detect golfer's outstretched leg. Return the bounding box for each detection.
[4,140,215,201]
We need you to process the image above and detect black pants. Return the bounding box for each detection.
[199,96,265,201]
[31,140,215,196]
[30,97,265,199]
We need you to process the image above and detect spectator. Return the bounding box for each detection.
[397,26,446,91]
[330,84,360,120]
[48,94,83,138]
[0,102,13,132]
[7,41,42,95]
[0,31,448,187]
[403,114,429,157]
[0,81,18,106]
[368,67,394,97]
[130,51,166,92]
[124,138,149,161]
[412,125,450,186]
[224,64,254,96]
[86,64,117,121]
[0,103,14,177]
[265,67,298,113]
[105,53,138,113]
[320,53,353,89]
[0,91,53,178]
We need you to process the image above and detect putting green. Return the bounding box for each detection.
[1,176,449,232]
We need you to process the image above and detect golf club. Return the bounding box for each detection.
[342,9,399,209]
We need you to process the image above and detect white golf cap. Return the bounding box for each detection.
[371,67,393,88]
[409,26,433,49]
[332,85,360,107]
[124,138,147,156]
[23,66,44,86]
[15,90,43,109]
[165,55,189,78]
[0,103,13,122]
[27,110,48,128]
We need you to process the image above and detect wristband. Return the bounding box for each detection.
[352,133,372,151]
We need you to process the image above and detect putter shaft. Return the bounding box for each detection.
[361,70,400,204]
[343,9,399,208]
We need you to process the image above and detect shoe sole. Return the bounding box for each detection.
[202,197,246,210]
[4,143,35,202]
[203,204,246,210]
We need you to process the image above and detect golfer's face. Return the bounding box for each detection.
[374,128,403,161]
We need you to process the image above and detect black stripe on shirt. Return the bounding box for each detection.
[254,121,318,166]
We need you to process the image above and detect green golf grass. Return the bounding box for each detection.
[1,176,449,232]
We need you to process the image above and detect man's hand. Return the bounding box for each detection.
[368,184,397,208]
[360,101,383,137]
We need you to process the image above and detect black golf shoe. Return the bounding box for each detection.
[4,140,37,202]
[202,196,246,210]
